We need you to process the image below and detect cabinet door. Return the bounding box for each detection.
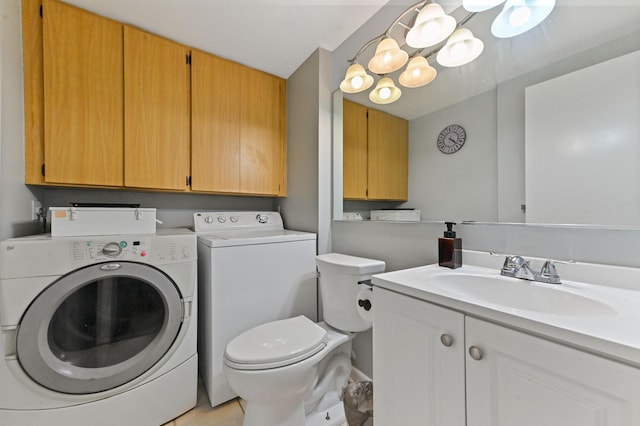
[42,0,123,186]
[240,68,287,196]
[191,50,241,193]
[124,26,190,191]
[367,109,408,200]
[373,288,466,426]
[343,100,368,200]
[466,317,640,426]
[22,0,45,185]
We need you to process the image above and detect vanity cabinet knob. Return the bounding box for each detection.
[468,346,484,361]
[440,334,454,347]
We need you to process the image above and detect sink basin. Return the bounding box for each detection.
[429,274,618,317]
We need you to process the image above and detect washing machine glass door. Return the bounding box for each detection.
[16,261,183,394]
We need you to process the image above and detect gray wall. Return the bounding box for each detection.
[276,48,334,254]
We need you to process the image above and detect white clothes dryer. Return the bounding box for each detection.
[194,211,317,407]
[0,229,197,426]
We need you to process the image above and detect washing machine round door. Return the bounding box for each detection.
[16,261,183,394]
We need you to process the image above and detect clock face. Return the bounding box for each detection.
[437,124,466,154]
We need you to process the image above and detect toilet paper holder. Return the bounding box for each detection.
[357,280,373,311]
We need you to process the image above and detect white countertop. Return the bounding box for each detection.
[372,250,640,367]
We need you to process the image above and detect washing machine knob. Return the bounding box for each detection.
[204,216,214,224]
[256,214,268,224]
[102,242,122,257]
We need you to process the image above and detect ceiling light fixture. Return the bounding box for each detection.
[462,0,506,13]
[436,28,484,67]
[369,77,402,104]
[399,56,437,88]
[340,0,555,104]
[491,0,556,38]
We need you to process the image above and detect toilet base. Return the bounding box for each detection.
[305,390,347,426]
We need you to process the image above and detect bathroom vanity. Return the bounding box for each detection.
[372,251,640,426]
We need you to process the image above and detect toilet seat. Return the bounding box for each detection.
[224,316,328,370]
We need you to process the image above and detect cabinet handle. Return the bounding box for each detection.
[468,346,484,361]
[440,334,454,347]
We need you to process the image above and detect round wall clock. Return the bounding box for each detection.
[437,124,466,154]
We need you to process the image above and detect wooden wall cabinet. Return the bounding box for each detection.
[191,50,287,196]
[23,0,286,196]
[343,99,408,201]
[123,26,191,191]
[39,0,124,187]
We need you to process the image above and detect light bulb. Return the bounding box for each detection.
[379,87,391,100]
[412,68,421,77]
[351,76,363,90]
[420,20,440,39]
[449,41,469,62]
[383,51,393,64]
[509,5,531,27]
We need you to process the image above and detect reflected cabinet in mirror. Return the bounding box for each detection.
[335,1,640,227]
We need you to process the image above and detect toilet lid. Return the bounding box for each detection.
[224,316,328,369]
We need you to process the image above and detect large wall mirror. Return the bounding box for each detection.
[334,1,640,227]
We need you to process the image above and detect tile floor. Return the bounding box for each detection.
[162,381,245,426]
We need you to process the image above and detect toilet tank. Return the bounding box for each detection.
[316,253,385,332]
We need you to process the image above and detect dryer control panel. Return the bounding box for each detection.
[193,211,284,232]
[71,237,193,265]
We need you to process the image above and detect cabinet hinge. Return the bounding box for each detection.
[186,54,191,65]
[39,4,43,18]
[41,164,45,177]
[186,176,191,186]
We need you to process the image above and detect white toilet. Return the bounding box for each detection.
[223,253,385,426]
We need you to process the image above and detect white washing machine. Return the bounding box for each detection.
[194,211,317,407]
[0,229,197,425]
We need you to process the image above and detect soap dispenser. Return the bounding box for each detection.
[439,222,462,269]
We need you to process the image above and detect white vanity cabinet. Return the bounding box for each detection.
[374,287,640,426]
[466,317,640,426]
[373,287,465,426]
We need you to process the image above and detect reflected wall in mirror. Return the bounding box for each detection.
[335,1,640,226]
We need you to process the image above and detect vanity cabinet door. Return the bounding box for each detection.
[373,287,466,426]
[465,317,640,426]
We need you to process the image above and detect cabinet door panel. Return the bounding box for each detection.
[343,100,368,200]
[367,109,408,200]
[240,69,286,196]
[466,317,640,426]
[124,26,190,191]
[373,287,466,426]
[43,0,123,186]
[191,50,241,193]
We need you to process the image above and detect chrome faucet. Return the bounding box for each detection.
[501,255,536,280]
[497,254,574,284]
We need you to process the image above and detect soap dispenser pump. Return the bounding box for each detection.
[439,222,462,269]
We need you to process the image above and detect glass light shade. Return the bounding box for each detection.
[405,3,456,48]
[367,38,409,74]
[399,56,437,88]
[436,28,484,67]
[462,0,505,12]
[340,63,374,93]
[491,0,556,38]
[369,77,402,104]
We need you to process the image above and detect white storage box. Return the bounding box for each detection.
[370,209,421,222]
[50,207,157,237]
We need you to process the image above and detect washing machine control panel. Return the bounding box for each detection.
[193,211,284,232]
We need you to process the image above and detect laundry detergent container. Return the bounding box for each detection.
[316,253,385,332]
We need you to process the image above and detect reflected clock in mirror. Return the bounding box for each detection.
[437,124,466,154]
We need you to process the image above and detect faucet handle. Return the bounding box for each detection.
[538,260,568,284]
